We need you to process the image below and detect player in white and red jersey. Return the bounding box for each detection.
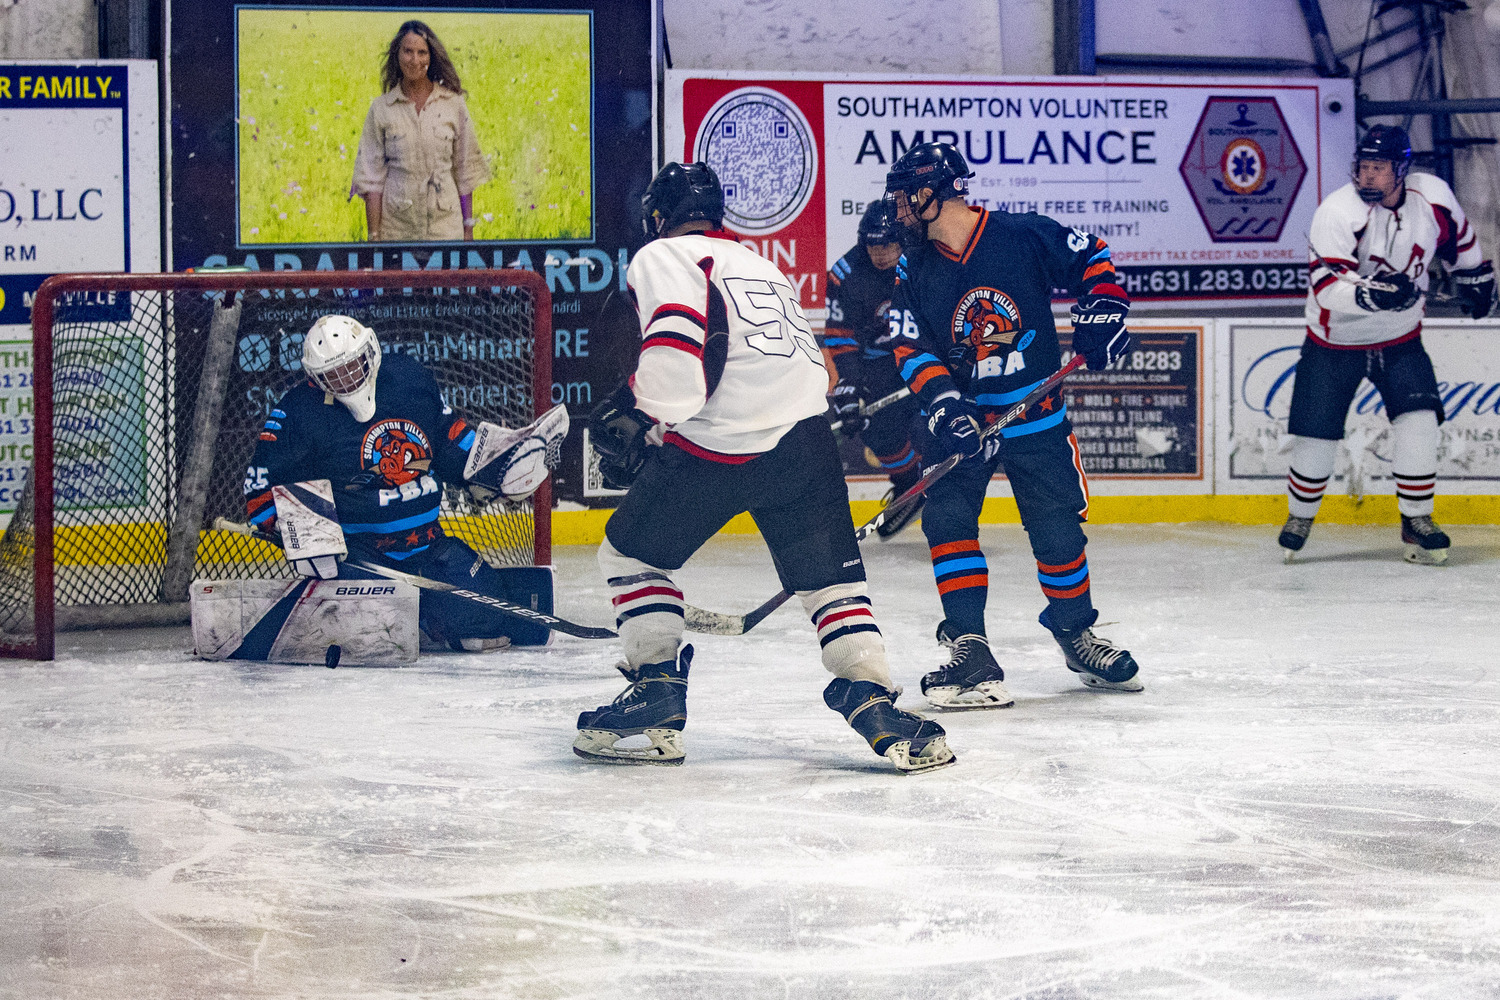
[574,161,953,773]
[1282,125,1495,565]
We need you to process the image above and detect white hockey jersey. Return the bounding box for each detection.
[1305,172,1484,347]
[626,231,829,458]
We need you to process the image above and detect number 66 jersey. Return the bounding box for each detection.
[626,231,829,460]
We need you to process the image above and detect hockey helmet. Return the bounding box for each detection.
[1352,124,1413,201]
[857,198,903,246]
[303,314,381,422]
[885,143,974,239]
[641,161,725,240]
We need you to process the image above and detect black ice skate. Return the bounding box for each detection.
[875,468,925,540]
[920,621,1014,709]
[1278,515,1314,563]
[1401,514,1450,565]
[573,646,692,765]
[824,678,955,774]
[1042,610,1143,693]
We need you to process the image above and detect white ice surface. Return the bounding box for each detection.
[3,524,1500,999]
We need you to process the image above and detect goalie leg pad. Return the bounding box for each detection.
[191,578,419,665]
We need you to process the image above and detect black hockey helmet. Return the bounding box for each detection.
[885,142,974,202]
[857,199,903,246]
[641,161,724,240]
[1352,124,1413,200]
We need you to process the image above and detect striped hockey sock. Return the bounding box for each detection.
[1394,471,1436,517]
[599,539,684,667]
[930,539,988,637]
[1036,551,1094,632]
[1286,466,1329,519]
[801,583,892,686]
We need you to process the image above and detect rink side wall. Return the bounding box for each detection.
[552,316,1500,545]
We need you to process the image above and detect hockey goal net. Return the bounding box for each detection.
[0,268,552,660]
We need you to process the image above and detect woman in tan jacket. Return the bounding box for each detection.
[352,20,490,242]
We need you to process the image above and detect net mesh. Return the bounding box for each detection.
[0,275,544,650]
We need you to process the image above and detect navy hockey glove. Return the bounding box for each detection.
[589,381,654,491]
[828,379,869,434]
[1355,271,1419,312]
[927,394,984,459]
[1070,294,1131,371]
[1451,261,1496,319]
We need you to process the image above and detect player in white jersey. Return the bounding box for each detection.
[574,162,954,773]
[1281,125,1495,565]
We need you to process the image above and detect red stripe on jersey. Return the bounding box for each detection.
[1313,273,1338,293]
[650,302,706,328]
[1306,324,1422,350]
[910,365,947,393]
[1082,261,1113,281]
[664,431,762,464]
[642,331,704,357]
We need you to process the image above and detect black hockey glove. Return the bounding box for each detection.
[1451,261,1496,319]
[828,378,869,434]
[1069,293,1131,371]
[1355,271,1419,312]
[589,381,654,491]
[927,394,984,460]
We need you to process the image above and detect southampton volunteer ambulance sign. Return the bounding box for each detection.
[668,72,1354,311]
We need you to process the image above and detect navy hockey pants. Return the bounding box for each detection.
[919,420,1094,638]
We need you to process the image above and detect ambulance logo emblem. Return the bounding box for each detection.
[694,87,817,234]
[1180,97,1306,242]
[952,287,1022,349]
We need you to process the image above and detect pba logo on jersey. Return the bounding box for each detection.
[694,87,818,234]
[361,420,432,486]
[952,287,1023,349]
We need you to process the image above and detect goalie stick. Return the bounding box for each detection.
[683,353,1087,636]
[211,517,616,640]
[828,386,913,434]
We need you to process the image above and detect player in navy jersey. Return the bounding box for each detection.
[244,315,564,651]
[884,142,1143,706]
[821,200,926,537]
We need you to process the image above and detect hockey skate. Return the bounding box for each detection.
[1278,515,1314,563]
[875,469,925,539]
[824,678,955,774]
[920,621,1014,709]
[1042,610,1143,692]
[1401,514,1450,565]
[573,646,691,765]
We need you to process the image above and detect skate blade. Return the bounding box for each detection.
[886,736,956,774]
[573,727,685,765]
[1403,543,1449,566]
[1071,668,1144,693]
[923,680,1015,710]
[1281,547,1298,564]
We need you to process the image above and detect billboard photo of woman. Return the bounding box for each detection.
[352,20,488,242]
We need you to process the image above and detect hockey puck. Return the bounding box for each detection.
[325,645,342,669]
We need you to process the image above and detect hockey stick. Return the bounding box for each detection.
[1311,253,1459,305]
[211,517,617,640]
[683,353,1087,637]
[828,386,913,434]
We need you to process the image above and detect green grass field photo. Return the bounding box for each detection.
[237,8,593,245]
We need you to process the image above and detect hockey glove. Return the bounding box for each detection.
[1355,271,1419,312]
[927,394,984,459]
[829,378,870,434]
[1452,261,1496,319]
[1070,293,1131,371]
[589,381,654,491]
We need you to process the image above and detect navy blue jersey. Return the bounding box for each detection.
[822,244,898,378]
[891,207,1126,437]
[244,351,475,560]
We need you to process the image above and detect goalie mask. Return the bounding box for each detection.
[303,315,381,422]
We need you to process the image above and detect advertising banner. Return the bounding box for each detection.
[1219,320,1500,496]
[170,0,655,502]
[0,60,161,514]
[668,72,1354,313]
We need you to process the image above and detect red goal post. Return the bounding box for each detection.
[0,268,552,660]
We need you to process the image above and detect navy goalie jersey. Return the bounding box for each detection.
[244,350,474,560]
[891,207,1126,437]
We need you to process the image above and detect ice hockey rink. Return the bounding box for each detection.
[3,522,1499,999]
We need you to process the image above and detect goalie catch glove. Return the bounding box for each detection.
[1069,292,1131,371]
[463,406,570,504]
[828,378,869,434]
[1354,271,1420,312]
[589,381,655,491]
[1451,261,1496,319]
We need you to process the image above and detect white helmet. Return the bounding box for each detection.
[303,315,381,422]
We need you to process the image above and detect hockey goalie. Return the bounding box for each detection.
[191,314,568,666]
